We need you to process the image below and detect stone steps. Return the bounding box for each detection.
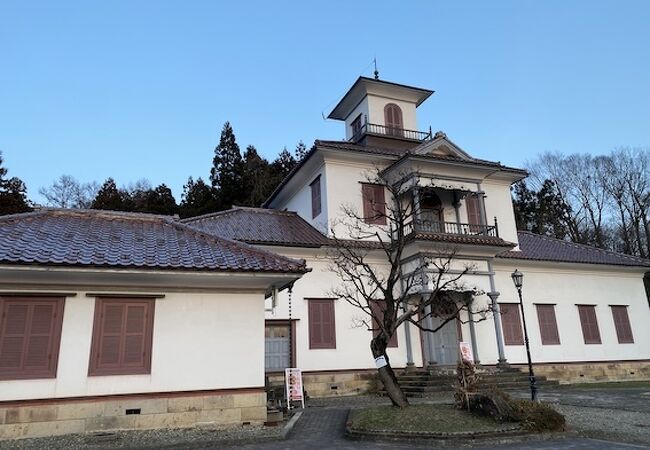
[381,368,559,397]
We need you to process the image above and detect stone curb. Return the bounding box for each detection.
[344,410,574,447]
[281,410,303,439]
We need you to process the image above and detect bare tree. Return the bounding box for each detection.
[327,169,491,408]
[39,175,99,209]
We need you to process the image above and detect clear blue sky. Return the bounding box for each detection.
[2,1,649,203]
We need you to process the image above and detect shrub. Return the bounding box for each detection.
[509,398,566,432]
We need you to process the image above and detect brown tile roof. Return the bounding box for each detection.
[263,139,525,207]
[410,232,516,248]
[0,209,308,273]
[498,232,650,268]
[182,207,329,248]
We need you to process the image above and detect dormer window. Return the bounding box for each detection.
[384,103,403,136]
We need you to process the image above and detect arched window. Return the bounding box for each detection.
[384,103,403,136]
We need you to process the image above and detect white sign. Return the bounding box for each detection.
[284,368,305,409]
[459,342,474,363]
[374,355,387,368]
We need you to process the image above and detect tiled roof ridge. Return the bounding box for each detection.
[516,231,650,265]
[0,208,177,223]
[154,216,309,273]
[182,206,298,224]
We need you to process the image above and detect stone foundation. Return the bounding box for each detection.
[268,370,376,398]
[511,360,650,384]
[0,389,266,440]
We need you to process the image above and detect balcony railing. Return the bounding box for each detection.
[404,219,499,238]
[351,123,432,142]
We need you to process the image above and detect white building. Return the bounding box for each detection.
[187,76,650,396]
[0,76,649,440]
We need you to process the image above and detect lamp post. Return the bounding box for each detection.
[511,269,537,402]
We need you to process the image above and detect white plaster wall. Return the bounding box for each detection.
[366,94,418,131]
[344,100,370,140]
[491,261,650,364]
[265,253,421,371]
[482,179,519,245]
[283,163,329,233]
[1,291,265,401]
[325,160,392,239]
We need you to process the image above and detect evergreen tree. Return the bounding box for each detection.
[0,152,32,215]
[535,179,572,240]
[242,145,273,207]
[512,181,537,231]
[132,183,177,215]
[271,147,297,182]
[294,140,308,162]
[91,178,133,211]
[178,177,217,218]
[210,122,244,210]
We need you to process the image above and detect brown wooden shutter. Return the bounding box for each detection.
[89,298,155,376]
[577,305,601,344]
[369,300,398,348]
[611,306,634,344]
[0,297,64,380]
[308,299,336,349]
[384,103,403,130]
[499,303,524,345]
[362,184,387,225]
[310,176,321,218]
[466,194,482,232]
[535,304,560,345]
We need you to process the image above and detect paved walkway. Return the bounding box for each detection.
[214,407,648,450]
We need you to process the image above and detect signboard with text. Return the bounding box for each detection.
[284,368,305,409]
[459,342,474,363]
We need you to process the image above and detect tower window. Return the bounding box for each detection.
[384,103,404,136]
[351,114,363,138]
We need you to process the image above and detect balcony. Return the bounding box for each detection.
[403,218,499,239]
[351,123,432,143]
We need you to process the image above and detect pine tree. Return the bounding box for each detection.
[91,178,133,211]
[512,181,537,231]
[210,122,244,210]
[271,147,297,182]
[0,152,32,215]
[179,177,217,218]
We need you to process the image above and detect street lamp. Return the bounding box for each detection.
[511,269,537,401]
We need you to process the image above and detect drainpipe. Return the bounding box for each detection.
[486,260,508,369]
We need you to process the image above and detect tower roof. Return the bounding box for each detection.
[327,76,434,121]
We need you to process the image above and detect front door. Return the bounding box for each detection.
[265,323,291,372]
[431,317,459,365]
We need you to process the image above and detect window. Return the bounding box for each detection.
[0,296,65,380]
[307,299,336,349]
[577,305,601,344]
[384,103,403,136]
[310,176,321,218]
[362,183,386,225]
[611,306,634,344]
[535,304,560,345]
[465,193,482,232]
[499,303,524,345]
[369,300,398,348]
[89,297,155,376]
[351,114,363,138]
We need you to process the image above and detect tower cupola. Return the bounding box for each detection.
[327,77,433,148]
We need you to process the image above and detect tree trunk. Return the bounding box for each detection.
[371,337,409,408]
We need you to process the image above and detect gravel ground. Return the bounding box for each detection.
[0,424,284,450]
[554,403,650,446]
